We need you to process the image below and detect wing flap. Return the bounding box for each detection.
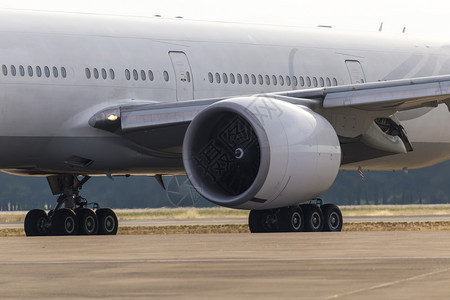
[323,76,450,110]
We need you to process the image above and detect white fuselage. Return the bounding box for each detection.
[0,10,449,176]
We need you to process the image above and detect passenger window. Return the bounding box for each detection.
[258,74,264,85]
[223,73,228,84]
[85,68,91,79]
[237,73,242,84]
[299,76,305,87]
[109,69,115,80]
[44,66,50,78]
[27,66,33,77]
[326,77,331,87]
[36,66,42,77]
[125,69,131,80]
[19,65,25,77]
[319,77,324,87]
[313,77,318,87]
[279,75,284,86]
[61,67,67,78]
[292,76,298,87]
[230,73,235,84]
[102,68,108,80]
[251,74,256,85]
[208,72,213,83]
[272,75,277,86]
[53,66,58,78]
[2,65,7,76]
[140,70,146,81]
[93,68,99,79]
[306,76,311,87]
[11,65,16,76]
[244,74,250,85]
[133,69,138,81]
[333,78,338,86]
[148,70,153,81]
[215,72,221,83]
[163,71,169,82]
[286,76,291,86]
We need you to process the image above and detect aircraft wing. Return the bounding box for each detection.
[89,74,450,159]
[310,74,450,111]
[90,74,450,133]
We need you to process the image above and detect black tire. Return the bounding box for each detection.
[303,204,324,232]
[77,208,98,235]
[261,210,280,232]
[249,210,263,233]
[249,210,280,233]
[51,208,77,236]
[322,204,343,232]
[96,208,118,235]
[24,209,50,236]
[281,206,304,232]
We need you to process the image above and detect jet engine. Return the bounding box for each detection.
[182,96,341,210]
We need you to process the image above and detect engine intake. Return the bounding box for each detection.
[183,96,341,210]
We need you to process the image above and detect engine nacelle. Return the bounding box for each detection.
[182,96,341,210]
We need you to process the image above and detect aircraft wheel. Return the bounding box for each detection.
[303,204,324,232]
[281,206,304,232]
[24,209,50,236]
[97,208,118,235]
[51,208,77,236]
[77,208,98,235]
[322,204,343,232]
[260,210,280,232]
[249,210,263,233]
[249,210,280,233]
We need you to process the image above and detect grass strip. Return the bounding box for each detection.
[2,205,450,222]
[3,221,450,237]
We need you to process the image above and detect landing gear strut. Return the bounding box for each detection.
[248,200,343,233]
[24,175,118,236]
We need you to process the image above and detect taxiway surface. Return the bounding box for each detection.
[1,231,450,299]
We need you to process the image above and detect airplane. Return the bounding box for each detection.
[0,9,449,236]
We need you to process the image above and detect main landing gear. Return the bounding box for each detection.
[248,200,343,233]
[24,175,118,236]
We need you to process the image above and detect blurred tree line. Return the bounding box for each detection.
[0,160,448,210]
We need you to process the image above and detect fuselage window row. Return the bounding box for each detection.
[124,69,163,82]
[207,72,339,88]
[2,64,67,79]
[85,68,116,80]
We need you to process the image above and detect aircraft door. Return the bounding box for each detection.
[345,60,367,84]
[169,51,194,101]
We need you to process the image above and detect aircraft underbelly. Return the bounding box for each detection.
[0,136,185,176]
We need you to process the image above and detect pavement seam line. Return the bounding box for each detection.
[323,266,450,299]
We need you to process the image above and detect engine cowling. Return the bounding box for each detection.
[182,96,341,210]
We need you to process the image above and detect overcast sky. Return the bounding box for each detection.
[0,0,449,37]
